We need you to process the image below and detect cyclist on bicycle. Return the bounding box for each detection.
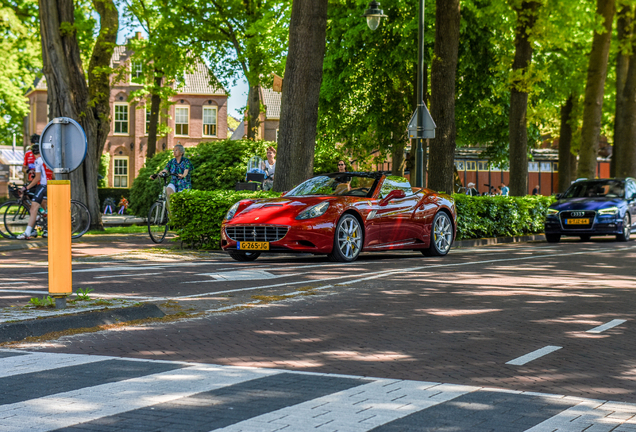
[17,144,52,239]
[150,144,193,208]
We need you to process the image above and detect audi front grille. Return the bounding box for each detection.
[559,210,596,230]
[225,226,289,242]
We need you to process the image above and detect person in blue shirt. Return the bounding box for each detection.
[500,182,510,196]
[151,144,193,209]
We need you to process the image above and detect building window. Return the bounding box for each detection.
[455,161,465,171]
[466,161,476,171]
[114,104,129,135]
[528,162,539,172]
[175,106,189,136]
[145,108,151,135]
[202,106,217,136]
[113,157,129,188]
[553,163,558,172]
[132,61,143,80]
[477,161,489,171]
[540,162,552,172]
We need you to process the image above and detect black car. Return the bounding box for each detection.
[544,178,636,243]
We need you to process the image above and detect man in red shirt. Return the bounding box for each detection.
[23,145,54,182]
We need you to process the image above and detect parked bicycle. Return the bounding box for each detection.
[0,183,91,240]
[147,172,175,243]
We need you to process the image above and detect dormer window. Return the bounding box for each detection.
[131,61,143,83]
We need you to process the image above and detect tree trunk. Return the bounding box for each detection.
[147,74,163,159]
[616,35,636,178]
[612,4,634,177]
[558,95,575,192]
[508,0,540,197]
[428,0,460,194]
[577,0,615,180]
[246,84,261,140]
[273,0,328,191]
[39,0,117,230]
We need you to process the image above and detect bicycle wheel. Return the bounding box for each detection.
[148,201,168,243]
[70,200,91,239]
[2,201,30,238]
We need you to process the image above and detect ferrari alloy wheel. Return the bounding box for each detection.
[228,251,261,261]
[328,214,363,262]
[422,211,453,257]
[617,214,631,242]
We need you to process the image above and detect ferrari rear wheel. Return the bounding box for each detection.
[228,251,261,262]
[328,214,363,262]
[422,211,453,257]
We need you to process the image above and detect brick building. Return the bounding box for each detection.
[24,44,228,188]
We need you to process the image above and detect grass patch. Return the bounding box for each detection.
[85,225,148,235]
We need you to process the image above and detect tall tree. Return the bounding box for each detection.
[428,0,461,193]
[577,0,615,179]
[616,25,636,178]
[508,0,541,196]
[612,2,634,177]
[164,0,290,140]
[558,95,576,192]
[274,0,328,191]
[38,0,118,228]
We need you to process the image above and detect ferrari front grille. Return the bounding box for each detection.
[225,225,289,242]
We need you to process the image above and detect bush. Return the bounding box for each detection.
[454,194,555,240]
[129,139,276,217]
[170,189,281,249]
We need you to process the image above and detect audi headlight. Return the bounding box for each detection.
[546,208,559,216]
[296,202,330,220]
[598,206,619,216]
[225,202,240,220]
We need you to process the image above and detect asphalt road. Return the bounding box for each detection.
[1,237,635,406]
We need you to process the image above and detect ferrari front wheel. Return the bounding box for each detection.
[422,211,453,257]
[328,214,363,262]
[228,251,261,262]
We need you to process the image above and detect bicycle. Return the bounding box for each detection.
[0,183,91,240]
[147,172,175,243]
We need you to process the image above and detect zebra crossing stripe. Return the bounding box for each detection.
[0,351,107,379]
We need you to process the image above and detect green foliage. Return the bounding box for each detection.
[129,139,276,217]
[454,194,555,240]
[29,296,55,308]
[74,287,94,301]
[98,153,110,187]
[170,189,281,249]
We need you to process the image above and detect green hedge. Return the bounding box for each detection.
[454,194,555,240]
[170,189,281,249]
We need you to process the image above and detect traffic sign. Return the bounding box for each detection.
[39,117,87,174]
[407,104,436,139]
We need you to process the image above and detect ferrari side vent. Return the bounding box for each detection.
[225,226,289,242]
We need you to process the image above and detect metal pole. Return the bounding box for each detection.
[415,0,425,187]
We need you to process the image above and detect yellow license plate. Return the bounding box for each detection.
[566,218,590,225]
[238,241,269,250]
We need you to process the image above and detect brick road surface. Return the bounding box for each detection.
[3,238,635,408]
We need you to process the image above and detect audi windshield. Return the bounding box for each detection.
[564,180,625,199]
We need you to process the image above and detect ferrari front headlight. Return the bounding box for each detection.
[598,206,619,216]
[225,202,240,220]
[296,202,330,220]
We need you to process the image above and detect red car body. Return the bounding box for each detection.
[221,173,456,261]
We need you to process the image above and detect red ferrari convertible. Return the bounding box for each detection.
[221,172,456,262]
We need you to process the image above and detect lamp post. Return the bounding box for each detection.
[363,0,434,188]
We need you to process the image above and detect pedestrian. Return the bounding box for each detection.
[500,182,509,196]
[532,185,540,195]
[262,146,276,191]
[466,182,479,196]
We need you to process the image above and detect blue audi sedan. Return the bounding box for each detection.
[544,178,636,243]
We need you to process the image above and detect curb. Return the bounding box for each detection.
[453,234,545,249]
[0,303,165,344]
[0,233,158,253]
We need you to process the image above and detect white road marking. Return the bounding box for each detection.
[0,289,47,294]
[586,319,626,334]
[0,281,27,285]
[0,352,110,378]
[505,346,562,366]
[93,272,162,279]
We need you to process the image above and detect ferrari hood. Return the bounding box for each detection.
[228,196,333,224]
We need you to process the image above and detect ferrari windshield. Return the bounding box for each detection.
[564,180,625,199]
[286,174,377,197]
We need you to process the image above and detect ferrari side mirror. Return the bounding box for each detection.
[380,189,406,206]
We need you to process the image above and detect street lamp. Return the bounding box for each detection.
[361,1,387,31]
[362,0,435,188]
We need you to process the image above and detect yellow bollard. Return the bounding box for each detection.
[47,180,72,304]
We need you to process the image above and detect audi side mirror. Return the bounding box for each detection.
[380,189,406,206]
[555,193,562,200]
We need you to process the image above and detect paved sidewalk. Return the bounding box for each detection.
[1,350,634,432]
